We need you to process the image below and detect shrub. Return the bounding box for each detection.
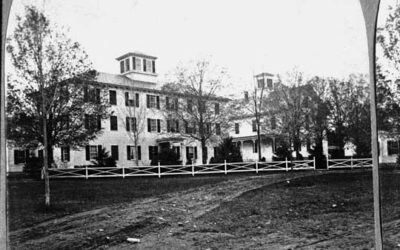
[23,157,43,179]
[151,147,181,166]
[213,137,242,163]
[91,148,116,167]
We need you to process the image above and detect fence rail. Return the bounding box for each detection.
[46,158,316,179]
[327,158,373,170]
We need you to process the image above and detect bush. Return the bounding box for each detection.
[213,137,242,163]
[91,148,116,167]
[151,147,181,166]
[23,157,43,179]
[273,144,291,161]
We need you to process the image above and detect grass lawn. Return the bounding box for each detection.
[8,174,248,231]
[194,170,400,249]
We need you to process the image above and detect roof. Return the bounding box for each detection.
[92,72,230,102]
[115,51,158,61]
[254,72,274,78]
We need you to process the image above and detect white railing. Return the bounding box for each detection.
[46,158,316,179]
[327,157,373,170]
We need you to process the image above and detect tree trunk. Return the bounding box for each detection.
[42,102,50,207]
[257,121,262,161]
[201,137,207,164]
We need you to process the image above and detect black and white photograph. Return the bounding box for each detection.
[1,0,399,249]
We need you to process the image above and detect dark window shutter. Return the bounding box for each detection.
[157,119,161,133]
[252,120,257,132]
[149,146,152,160]
[135,93,139,107]
[126,117,130,131]
[84,87,88,102]
[96,89,100,104]
[111,145,118,161]
[109,90,116,105]
[152,60,155,73]
[127,146,131,160]
[156,96,160,109]
[66,147,70,162]
[143,58,147,71]
[186,147,190,161]
[61,147,65,162]
[97,145,102,158]
[84,114,89,129]
[126,58,130,71]
[14,150,18,164]
[137,146,141,160]
[132,57,136,70]
[146,95,150,108]
[176,120,179,132]
[125,92,129,106]
[195,147,198,159]
[97,115,101,130]
[147,119,151,132]
[166,97,170,110]
[85,145,90,160]
[133,117,137,131]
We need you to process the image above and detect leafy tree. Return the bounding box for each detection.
[91,147,116,167]
[7,6,110,205]
[161,59,230,164]
[150,147,180,166]
[211,137,242,163]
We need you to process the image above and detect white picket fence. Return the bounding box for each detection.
[327,158,373,170]
[46,158,316,179]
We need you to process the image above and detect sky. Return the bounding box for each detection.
[6,0,396,95]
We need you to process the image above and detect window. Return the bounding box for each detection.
[149,146,158,160]
[216,123,221,135]
[244,91,249,102]
[109,90,117,105]
[146,59,152,73]
[120,60,125,73]
[125,58,130,71]
[85,114,101,130]
[127,145,141,160]
[257,78,265,88]
[235,123,240,134]
[147,95,160,109]
[132,57,136,70]
[185,122,196,134]
[152,60,156,73]
[267,78,273,89]
[252,120,257,132]
[173,146,180,157]
[110,116,118,131]
[271,116,276,130]
[167,119,179,133]
[206,123,211,134]
[125,92,139,107]
[388,141,399,155]
[166,97,178,111]
[143,58,147,72]
[186,146,197,160]
[84,87,100,104]
[14,150,27,164]
[61,146,70,162]
[187,99,193,112]
[135,57,142,71]
[126,117,137,132]
[111,145,119,161]
[86,145,101,160]
[215,103,220,115]
[147,118,161,132]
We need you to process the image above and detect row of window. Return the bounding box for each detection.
[108,115,221,135]
[120,57,156,74]
[108,90,220,114]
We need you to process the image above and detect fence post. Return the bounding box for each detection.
[285,158,289,172]
[224,160,227,174]
[158,162,161,178]
[313,157,316,170]
[256,160,259,174]
[122,165,125,178]
[85,165,88,179]
[351,156,353,170]
[192,161,195,176]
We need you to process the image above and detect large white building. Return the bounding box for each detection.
[7,52,227,171]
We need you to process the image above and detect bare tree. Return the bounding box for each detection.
[161,59,230,164]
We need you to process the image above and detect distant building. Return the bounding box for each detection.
[7,51,227,171]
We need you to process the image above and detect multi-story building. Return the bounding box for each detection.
[7,51,228,171]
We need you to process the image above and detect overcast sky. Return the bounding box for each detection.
[7,0,395,95]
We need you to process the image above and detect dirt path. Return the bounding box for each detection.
[10,172,320,249]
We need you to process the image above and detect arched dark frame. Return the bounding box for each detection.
[0,0,383,248]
